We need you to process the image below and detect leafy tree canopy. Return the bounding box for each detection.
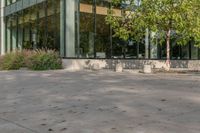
[106,0,200,46]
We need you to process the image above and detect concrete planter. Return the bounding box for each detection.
[143,65,152,74]
[91,63,101,71]
[115,62,123,72]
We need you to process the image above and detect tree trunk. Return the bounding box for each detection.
[166,29,171,70]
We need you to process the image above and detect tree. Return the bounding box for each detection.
[106,0,200,70]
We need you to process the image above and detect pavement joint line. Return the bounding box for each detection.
[0,117,41,133]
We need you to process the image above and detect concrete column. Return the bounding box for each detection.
[0,1,1,54]
[65,0,76,57]
[0,0,5,55]
[60,0,76,57]
[145,28,149,59]
[6,27,11,53]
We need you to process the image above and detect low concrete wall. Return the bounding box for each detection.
[62,59,200,71]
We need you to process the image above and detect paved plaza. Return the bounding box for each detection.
[0,70,200,133]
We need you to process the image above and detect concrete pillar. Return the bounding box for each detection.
[0,1,1,54]
[145,28,149,59]
[60,0,76,57]
[65,0,75,57]
[0,0,5,55]
[6,27,11,53]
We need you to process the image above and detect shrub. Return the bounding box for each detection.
[26,49,62,70]
[0,51,25,70]
[0,49,62,71]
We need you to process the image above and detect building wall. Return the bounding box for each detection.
[1,0,200,60]
[0,0,5,55]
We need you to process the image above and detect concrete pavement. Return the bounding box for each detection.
[0,70,200,133]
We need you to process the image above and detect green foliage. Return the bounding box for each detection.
[0,50,62,71]
[0,51,25,70]
[26,50,62,71]
[106,0,200,46]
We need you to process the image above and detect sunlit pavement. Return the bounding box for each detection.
[0,70,200,133]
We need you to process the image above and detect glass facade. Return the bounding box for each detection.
[2,0,200,60]
[5,0,60,52]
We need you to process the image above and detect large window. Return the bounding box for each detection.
[171,37,181,60]
[95,0,111,58]
[181,45,189,59]
[76,0,200,60]
[79,0,95,58]
[46,0,60,50]
[111,4,124,58]
[191,41,198,59]
[125,39,138,59]
[5,0,60,51]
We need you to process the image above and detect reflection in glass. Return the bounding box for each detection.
[150,32,158,59]
[18,11,23,50]
[95,0,110,58]
[11,14,17,50]
[191,42,198,59]
[79,0,94,58]
[138,39,145,58]
[171,37,181,59]
[182,45,189,59]
[5,0,61,51]
[126,39,137,58]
